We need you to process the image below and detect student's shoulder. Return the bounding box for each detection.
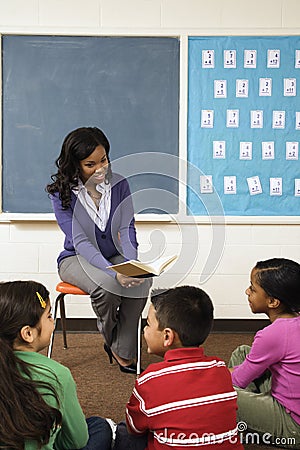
[136,357,202,384]
[16,351,73,380]
[256,317,289,338]
[253,319,292,350]
[38,352,72,375]
[137,356,229,387]
[136,360,166,383]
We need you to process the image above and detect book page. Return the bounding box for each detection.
[149,255,178,273]
[107,255,177,277]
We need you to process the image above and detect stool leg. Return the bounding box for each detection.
[136,315,142,377]
[59,294,68,349]
[47,293,61,358]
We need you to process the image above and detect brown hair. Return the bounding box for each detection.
[0,280,62,449]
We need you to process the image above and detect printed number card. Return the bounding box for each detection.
[286,142,299,160]
[244,50,257,68]
[239,142,253,160]
[200,175,214,194]
[224,176,237,194]
[188,36,300,216]
[267,49,280,68]
[295,50,300,68]
[270,178,282,196]
[247,176,263,195]
[236,79,249,97]
[259,78,272,96]
[272,111,285,129]
[224,50,236,68]
[251,110,263,128]
[284,78,296,96]
[214,80,227,98]
[213,141,226,159]
[201,110,214,128]
[202,50,215,68]
[295,179,300,197]
[296,112,300,130]
[262,141,275,160]
[227,109,239,128]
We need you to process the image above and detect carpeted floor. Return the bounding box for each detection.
[47,332,286,450]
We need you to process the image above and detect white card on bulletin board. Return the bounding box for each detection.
[295,179,300,197]
[244,50,257,68]
[267,49,280,68]
[214,80,227,98]
[286,142,299,160]
[259,78,272,96]
[270,178,282,196]
[213,141,226,159]
[236,79,249,97]
[200,175,213,194]
[202,50,215,68]
[247,176,262,195]
[251,110,263,128]
[201,110,214,128]
[239,142,253,160]
[224,176,237,194]
[262,142,275,160]
[224,50,236,68]
[272,111,285,129]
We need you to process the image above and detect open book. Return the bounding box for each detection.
[107,254,178,278]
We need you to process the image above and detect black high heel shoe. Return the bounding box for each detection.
[103,343,138,374]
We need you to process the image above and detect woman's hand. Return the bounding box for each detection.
[116,273,145,288]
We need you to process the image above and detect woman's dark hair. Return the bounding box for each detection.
[151,286,214,346]
[255,258,300,313]
[0,280,62,449]
[46,126,112,209]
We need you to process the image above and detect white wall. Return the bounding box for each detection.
[0,0,299,319]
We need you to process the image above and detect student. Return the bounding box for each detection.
[229,258,300,448]
[0,280,112,450]
[115,286,243,449]
[46,127,152,374]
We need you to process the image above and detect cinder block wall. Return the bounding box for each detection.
[0,0,299,320]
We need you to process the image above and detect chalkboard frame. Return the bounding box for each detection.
[1,35,180,214]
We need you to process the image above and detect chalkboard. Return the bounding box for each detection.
[2,35,179,213]
[188,36,300,216]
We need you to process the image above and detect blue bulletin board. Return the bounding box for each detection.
[187,36,300,216]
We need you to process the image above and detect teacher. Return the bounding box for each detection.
[46,127,152,374]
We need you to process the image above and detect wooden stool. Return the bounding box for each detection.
[47,281,142,375]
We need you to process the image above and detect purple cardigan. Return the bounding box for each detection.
[51,173,138,278]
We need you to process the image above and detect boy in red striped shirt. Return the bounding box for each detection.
[116,286,243,450]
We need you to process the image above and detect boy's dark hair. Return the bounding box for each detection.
[255,258,300,313]
[151,286,214,346]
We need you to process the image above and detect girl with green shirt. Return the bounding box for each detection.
[0,280,112,449]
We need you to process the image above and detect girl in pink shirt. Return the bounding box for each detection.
[229,258,300,449]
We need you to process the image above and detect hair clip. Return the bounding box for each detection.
[36,291,46,309]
